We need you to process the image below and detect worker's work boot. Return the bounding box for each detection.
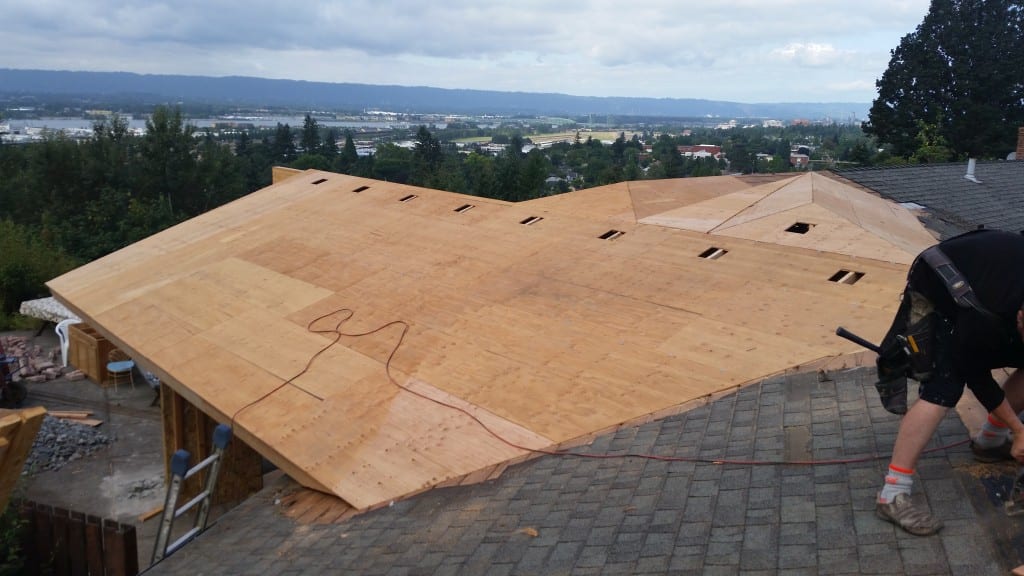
[970,438,1014,463]
[875,493,943,536]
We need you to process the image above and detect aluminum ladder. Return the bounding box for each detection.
[151,423,232,564]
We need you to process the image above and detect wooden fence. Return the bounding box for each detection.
[16,500,138,576]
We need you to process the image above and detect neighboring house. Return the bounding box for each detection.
[835,157,1024,238]
[677,145,722,160]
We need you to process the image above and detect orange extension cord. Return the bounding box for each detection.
[230,307,970,466]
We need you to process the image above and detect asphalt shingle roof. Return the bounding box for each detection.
[836,162,1024,238]
[146,368,1020,575]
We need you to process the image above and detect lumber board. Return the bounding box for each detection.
[0,406,46,511]
[49,170,930,510]
[48,411,91,419]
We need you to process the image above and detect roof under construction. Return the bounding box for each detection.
[48,170,936,510]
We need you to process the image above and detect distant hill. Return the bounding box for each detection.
[0,68,868,121]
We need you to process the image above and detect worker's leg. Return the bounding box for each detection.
[876,398,946,536]
[889,398,948,474]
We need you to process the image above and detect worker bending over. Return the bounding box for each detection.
[874,229,1024,535]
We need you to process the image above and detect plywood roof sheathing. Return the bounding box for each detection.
[49,170,935,510]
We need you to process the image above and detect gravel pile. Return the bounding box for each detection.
[24,415,112,475]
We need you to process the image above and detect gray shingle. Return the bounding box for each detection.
[144,367,1017,575]
[835,162,1024,238]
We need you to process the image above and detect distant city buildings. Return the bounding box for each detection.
[677,144,722,160]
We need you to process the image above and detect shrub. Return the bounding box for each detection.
[0,221,78,328]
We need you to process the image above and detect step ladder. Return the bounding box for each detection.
[151,423,232,565]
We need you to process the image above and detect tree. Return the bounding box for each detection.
[321,128,339,160]
[337,131,358,174]
[411,125,442,186]
[462,152,497,197]
[909,121,955,163]
[372,144,412,183]
[139,106,197,217]
[518,149,551,200]
[300,114,321,154]
[271,123,297,163]
[650,134,683,178]
[0,220,77,320]
[194,134,246,213]
[865,0,1024,158]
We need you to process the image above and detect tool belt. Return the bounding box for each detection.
[874,239,998,415]
[918,243,999,322]
[906,244,1000,378]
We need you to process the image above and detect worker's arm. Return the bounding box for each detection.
[990,399,1024,461]
[964,367,1024,459]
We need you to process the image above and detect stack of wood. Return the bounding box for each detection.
[0,406,46,512]
[48,410,102,427]
[0,335,83,383]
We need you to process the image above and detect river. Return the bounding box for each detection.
[4,115,409,133]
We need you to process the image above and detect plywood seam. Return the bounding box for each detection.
[705,176,800,234]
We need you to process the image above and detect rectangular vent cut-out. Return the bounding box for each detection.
[829,270,864,285]
[312,178,328,185]
[599,230,625,240]
[786,222,814,234]
[353,185,370,193]
[399,194,418,202]
[520,216,544,225]
[454,204,475,213]
[699,247,728,260]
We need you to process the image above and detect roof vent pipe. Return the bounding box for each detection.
[964,157,982,183]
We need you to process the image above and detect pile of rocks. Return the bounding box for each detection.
[0,335,85,382]
[23,415,111,475]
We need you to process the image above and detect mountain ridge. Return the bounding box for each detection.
[0,68,869,120]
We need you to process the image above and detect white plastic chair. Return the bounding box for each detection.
[55,319,81,368]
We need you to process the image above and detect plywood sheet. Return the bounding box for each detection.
[637,172,934,265]
[49,170,928,510]
[637,179,785,232]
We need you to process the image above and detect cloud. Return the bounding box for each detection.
[770,43,848,67]
[0,0,934,103]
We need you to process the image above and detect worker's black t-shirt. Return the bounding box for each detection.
[909,229,1024,411]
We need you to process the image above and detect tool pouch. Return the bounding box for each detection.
[873,292,912,415]
[905,313,935,381]
[874,352,909,415]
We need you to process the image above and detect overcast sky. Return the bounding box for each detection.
[1,1,932,104]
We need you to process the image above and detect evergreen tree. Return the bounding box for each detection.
[271,123,297,163]
[300,114,321,154]
[322,128,339,160]
[338,131,359,173]
[139,106,197,217]
[372,144,412,183]
[462,152,497,197]
[411,125,442,186]
[865,0,1024,158]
